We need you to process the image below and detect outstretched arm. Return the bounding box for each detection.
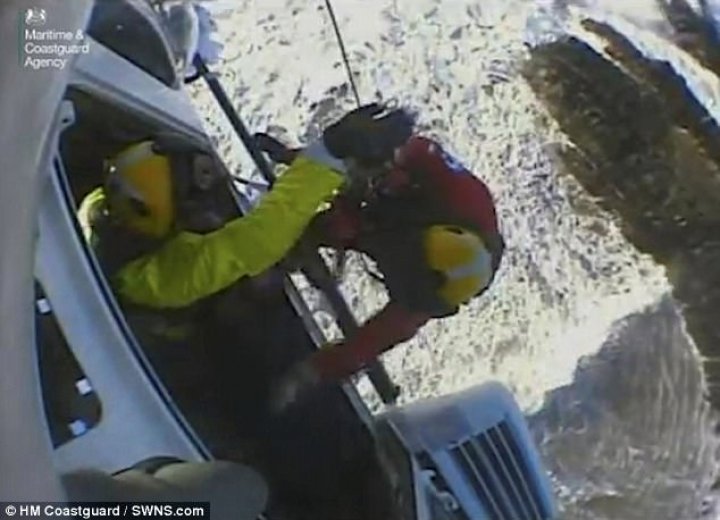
[115,105,415,309]
[308,302,430,381]
[114,155,344,309]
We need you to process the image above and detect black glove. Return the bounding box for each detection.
[253,132,299,165]
[322,103,415,168]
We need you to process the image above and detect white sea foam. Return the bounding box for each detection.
[190,1,720,516]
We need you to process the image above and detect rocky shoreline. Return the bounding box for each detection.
[522,4,720,412]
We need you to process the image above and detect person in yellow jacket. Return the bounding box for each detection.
[78,104,415,311]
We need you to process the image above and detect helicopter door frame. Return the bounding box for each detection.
[37,152,207,474]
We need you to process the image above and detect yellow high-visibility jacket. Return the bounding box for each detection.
[79,150,344,309]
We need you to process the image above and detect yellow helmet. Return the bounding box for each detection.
[104,141,175,239]
[424,225,493,307]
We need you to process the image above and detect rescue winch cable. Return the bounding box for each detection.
[322,0,357,280]
[193,56,277,188]
[324,0,362,108]
[192,54,400,405]
[322,0,389,286]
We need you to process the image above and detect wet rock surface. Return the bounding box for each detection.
[522,10,720,409]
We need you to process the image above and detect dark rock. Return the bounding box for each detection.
[523,20,720,411]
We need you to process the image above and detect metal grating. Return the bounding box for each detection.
[449,421,550,519]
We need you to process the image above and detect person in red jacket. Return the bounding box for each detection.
[256,120,505,408]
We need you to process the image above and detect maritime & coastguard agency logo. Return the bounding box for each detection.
[20,7,90,70]
[25,8,47,26]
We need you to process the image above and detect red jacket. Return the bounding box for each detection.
[309,136,502,381]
